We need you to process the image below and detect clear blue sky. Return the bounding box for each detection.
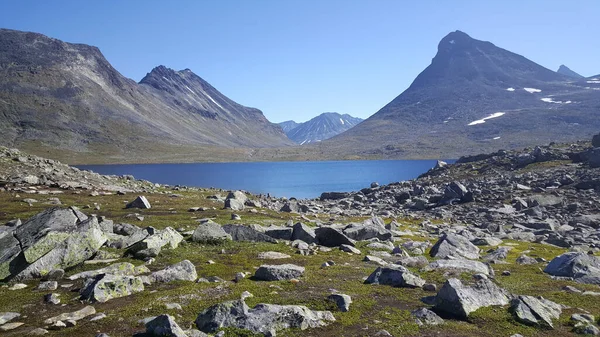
[1,0,598,123]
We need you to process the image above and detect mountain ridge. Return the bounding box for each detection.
[0,28,292,163]
[279,112,363,144]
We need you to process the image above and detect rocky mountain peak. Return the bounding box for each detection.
[557,64,584,79]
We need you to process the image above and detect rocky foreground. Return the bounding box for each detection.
[0,135,599,337]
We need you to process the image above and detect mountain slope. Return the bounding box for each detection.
[322,31,600,159]
[278,120,300,133]
[557,65,584,79]
[0,28,291,163]
[280,113,363,144]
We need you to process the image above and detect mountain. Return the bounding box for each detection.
[321,30,600,159]
[278,120,300,133]
[279,113,363,144]
[557,65,584,79]
[0,28,292,163]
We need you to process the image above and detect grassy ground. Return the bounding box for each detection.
[0,189,598,337]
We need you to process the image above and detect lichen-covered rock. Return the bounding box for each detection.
[150,260,197,283]
[365,265,426,288]
[126,227,183,259]
[434,278,509,319]
[13,217,107,281]
[195,299,334,335]
[68,262,149,280]
[254,264,305,281]
[80,274,144,303]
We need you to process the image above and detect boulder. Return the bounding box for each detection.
[13,217,107,280]
[195,299,334,335]
[150,260,197,283]
[68,262,149,280]
[291,223,317,244]
[126,227,183,259]
[254,264,305,281]
[411,308,444,326]
[145,314,187,337]
[315,227,355,247]
[224,191,247,211]
[422,259,494,276]
[433,278,509,319]
[125,196,151,209]
[365,266,425,288]
[510,295,562,328]
[80,274,144,303]
[222,224,277,243]
[544,252,600,285]
[327,294,352,312]
[343,224,392,241]
[264,226,293,241]
[430,233,480,259]
[191,221,231,244]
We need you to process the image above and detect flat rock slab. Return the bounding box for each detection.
[44,306,96,324]
[195,299,334,335]
[0,312,20,325]
[254,264,305,281]
[150,260,197,283]
[423,259,493,276]
[365,266,425,288]
[430,233,480,260]
[257,251,291,259]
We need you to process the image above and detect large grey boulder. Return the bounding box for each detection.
[291,223,317,244]
[544,252,600,285]
[315,227,355,247]
[150,260,197,283]
[1,207,84,280]
[434,278,509,319]
[264,226,293,241]
[126,227,183,259]
[145,314,187,337]
[125,196,151,209]
[191,221,231,244]
[343,224,392,241]
[365,266,426,288]
[195,299,334,335]
[510,295,562,328]
[14,217,107,281]
[422,259,494,276]
[222,224,277,243]
[254,264,305,281]
[224,191,247,211]
[106,224,150,249]
[430,233,480,259]
[80,274,144,303]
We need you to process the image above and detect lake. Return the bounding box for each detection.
[77,160,448,199]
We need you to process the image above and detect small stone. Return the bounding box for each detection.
[165,303,183,311]
[231,214,241,220]
[328,293,352,312]
[9,283,27,290]
[0,322,24,331]
[28,328,49,335]
[423,283,437,292]
[0,312,20,325]
[48,321,67,330]
[38,281,58,291]
[502,270,511,276]
[44,293,61,305]
[90,313,107,321]
[241,291,254,300]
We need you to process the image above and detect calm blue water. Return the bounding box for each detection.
[77,160,449,199]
